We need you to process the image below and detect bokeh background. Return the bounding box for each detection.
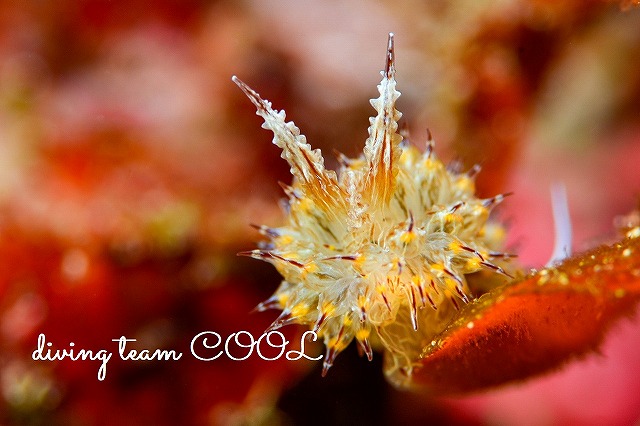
[0,1,639,425]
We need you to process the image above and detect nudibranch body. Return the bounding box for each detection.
[234,34,512,376]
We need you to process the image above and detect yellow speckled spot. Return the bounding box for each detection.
[627,227,640,239]
[322,302,336,317]
[400,148,418,165]
[557,273,569,285]
[357,295,368,309]
[456,176,474,193]
[444,277,457,288]
[280,251,299,260]
[466,321,474,329]
[537,275,550,286]
[472,205,487,216]
[297,197,314,213]
[430,263,444,272]
[277,235,294,245]
[278,293,289,306]
[482,223,506,243]
[423,158,438,170]
[327,336,338,348]
[622,248,632,257]
[304,262,318,274]
[327,336,347,351]
[614,288,626,298]
[466,257,481,270]
[445,213,462,223]
[448,241,462,254]
[348,158,366,170]
[400,231,416,244]
[290,304,309,317]
[356,328,370,341]
[391,258,402,271]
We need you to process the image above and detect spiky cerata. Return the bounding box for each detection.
[234,34,512,376]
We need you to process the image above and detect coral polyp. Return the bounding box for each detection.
[234,34,512,375]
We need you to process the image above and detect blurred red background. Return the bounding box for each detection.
[0,1,639,425]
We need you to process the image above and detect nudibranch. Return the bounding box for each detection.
[234,33,513,379]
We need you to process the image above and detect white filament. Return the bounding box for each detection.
[547,183,572,266]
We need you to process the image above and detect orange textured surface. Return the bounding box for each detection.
[412,233,640,394]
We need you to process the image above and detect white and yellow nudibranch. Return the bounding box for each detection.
[234,33,512,376]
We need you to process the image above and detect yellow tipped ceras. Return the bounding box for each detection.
[234,33,512,376]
